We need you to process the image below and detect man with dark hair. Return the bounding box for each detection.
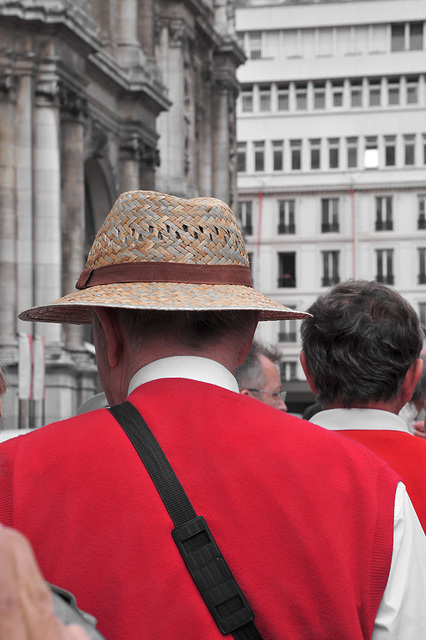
[301,279,426,532]
[235,340,287,411]
[1,194,426,640]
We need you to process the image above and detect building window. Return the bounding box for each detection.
[277,84,289,111]
[278,314,297,343]
[332,81,344,107]
[238,201,253,236]
[273,140,284,171]
[410,22,424,50]
[419,248,426,285]
[369,79,381,106]
[364,137,379,169]
[376,197,393,231]
[346,137,358,169]
[281,361,298,382]
[295,83,308,110]
[387,78,400,105]
[321,199,339,232]
[385,136,396,167]
[278,200,295,234]
[290,140,302,171]
[350,80,362,107]
[237,142,246,173]
[391,23,423,51]
[404,135,416,166]
[423,135,426,165]
[328,138,339,169]
[254,141,265,172]
[310,139,321,170]
[259,85,271,112]
[376,249,394,285]
[391,24,405,51]
[249,32,262,60]
[406,77,419,104]
[419,195,426,230]
[241,85,253,113]
[278,252,296,288]
[322,251,340,287]
[419,303,426,332]
[314,82,326,109]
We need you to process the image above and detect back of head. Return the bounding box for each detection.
[301,280,424,407]
[116,308,256,352]
[235,340,282,391]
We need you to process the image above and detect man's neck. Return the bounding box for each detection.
[324,398,402,414]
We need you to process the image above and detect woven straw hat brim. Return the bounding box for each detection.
[18,282,310,324]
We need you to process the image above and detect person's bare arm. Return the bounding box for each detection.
[0,525,90,640]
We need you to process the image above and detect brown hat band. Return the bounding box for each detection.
[76,262,253,289]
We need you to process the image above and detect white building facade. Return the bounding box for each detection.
[236,0,426,412]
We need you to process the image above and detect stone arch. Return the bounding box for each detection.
[84,157,116,257]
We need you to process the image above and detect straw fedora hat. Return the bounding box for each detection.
[19,190,310,324]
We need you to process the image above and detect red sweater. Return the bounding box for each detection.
[338,429,426,533]
[0,379,398,640]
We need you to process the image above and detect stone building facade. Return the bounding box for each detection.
[0,0,243,428]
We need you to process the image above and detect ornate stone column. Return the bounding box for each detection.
[156,19,186,195]
[119,134,143,192]
[33,70,62,347]
[59,84,88,351]
[15,54,36,335]
[199,61,214,195]
[138,0,155,59]
[0,70,17,358]
[120,133,159,192]
[212,76,231,203]
[117,0,147,69]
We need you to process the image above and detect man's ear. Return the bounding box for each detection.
[300,350,319,395]
[240,388,257,399]
[94,307,123,368]
[236,313,259,367]
[400,358,424,406]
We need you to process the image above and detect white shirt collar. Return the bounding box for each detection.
[128,356,239,396]
[309,408,411,434]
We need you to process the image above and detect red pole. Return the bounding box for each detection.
[256,191,263,288]
[350,186,356,278]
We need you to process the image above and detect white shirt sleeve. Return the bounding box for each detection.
[373,482,426,639]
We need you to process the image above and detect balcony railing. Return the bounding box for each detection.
[321,223,339,233]
[322,276,340,287]
[278,275,296,288]
[375,220,393,231]
[376,274,394,285]
[278,224,296,235]
[278,332,297,343]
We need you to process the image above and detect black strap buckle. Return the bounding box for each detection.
[172,516,255,634]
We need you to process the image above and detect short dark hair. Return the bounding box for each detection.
[115,308,257,350]
[235,340,282,391]
[301,280,424,407]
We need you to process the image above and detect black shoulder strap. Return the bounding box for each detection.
[108,401,264,640]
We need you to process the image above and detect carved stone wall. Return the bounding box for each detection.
[0,0,243,428]
[154,1,244,200]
